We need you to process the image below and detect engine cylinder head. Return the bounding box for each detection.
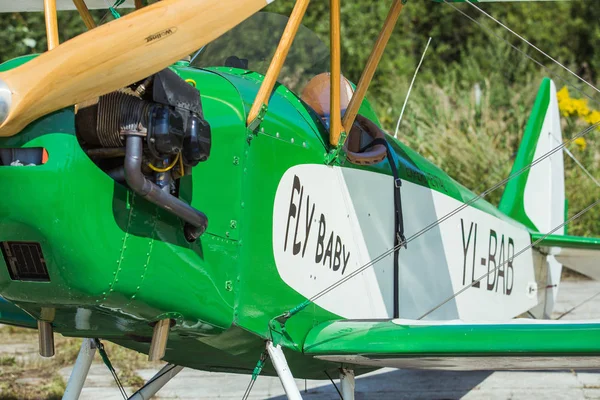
[76,90,149,147]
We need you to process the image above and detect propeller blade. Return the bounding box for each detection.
[0,0,272,137]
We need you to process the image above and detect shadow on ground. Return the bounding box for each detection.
[268,369,493,400]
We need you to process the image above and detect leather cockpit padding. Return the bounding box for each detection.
[344,114,388,165]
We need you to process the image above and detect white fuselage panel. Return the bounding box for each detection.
[272,164,537,321]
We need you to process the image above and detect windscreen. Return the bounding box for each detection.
[191,12,330,94]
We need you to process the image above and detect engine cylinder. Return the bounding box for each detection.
[76,90,150,147]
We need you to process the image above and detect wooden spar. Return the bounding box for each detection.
[72,0,96,30]
[342,0,404,135]
[135,0,144,9]
[329,0,342,146]
[44,0,59,50]
[247,0,310,126]
[0,0,270,137]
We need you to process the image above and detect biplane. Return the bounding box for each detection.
[0,0,599,399]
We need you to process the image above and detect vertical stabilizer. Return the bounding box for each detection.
[499,78,565,318]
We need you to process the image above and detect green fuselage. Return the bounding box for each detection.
[0,55,524,378]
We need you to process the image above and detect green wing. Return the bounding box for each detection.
[304,319,600,370]
[533,233,600,280]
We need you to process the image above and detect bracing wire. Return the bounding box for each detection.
[418,198,600,320]
[554,135,600,189]
[413,0,600,320]
[462,0,600,97]
[127,364,178,399]
[441,0,600,109]
[275,1,600,322]
[300,123,598,307]
[324,370,344,400]
[394,37,432,138]
[556,291,600,320]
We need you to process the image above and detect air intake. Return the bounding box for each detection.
[1,242,50,281]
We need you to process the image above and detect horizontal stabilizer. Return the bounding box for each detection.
[533,233,600,280]
[0,1,134,13]
[304,319,600,370]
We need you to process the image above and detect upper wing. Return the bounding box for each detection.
[304,319,600,370]
[533,233,600,280]
[0,1,134,13]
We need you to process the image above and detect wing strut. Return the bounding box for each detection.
[44,0,59,50]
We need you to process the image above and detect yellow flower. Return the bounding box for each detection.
[585,110,600,125]
[573,98,590,117]
[574,137,587,151]
[557,86,570,102]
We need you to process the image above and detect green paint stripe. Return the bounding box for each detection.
[532,233,600,250]
[304,320,600,355]
[498,78,551,231]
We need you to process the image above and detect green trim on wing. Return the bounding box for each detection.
[532,234,600,250]
[498,78,551,231]
[304,319,600,356]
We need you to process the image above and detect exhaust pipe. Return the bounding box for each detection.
[124,135,208,236]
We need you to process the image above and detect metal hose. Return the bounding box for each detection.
[124,135,208,234]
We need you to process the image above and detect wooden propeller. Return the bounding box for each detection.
[0,0,272,137]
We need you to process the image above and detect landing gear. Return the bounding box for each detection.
[266,341,303,400]
[128,363,184,400]
[62,337,183,400]
[63,339,96,400]
[340,368,355,400]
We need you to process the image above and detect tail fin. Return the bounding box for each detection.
[499,78,565,233]
[499,78,565,318]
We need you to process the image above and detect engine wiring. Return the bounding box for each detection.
[147,153,181,173]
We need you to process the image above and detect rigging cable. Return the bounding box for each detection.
[241,349,269,400]
[277,4,600,323]
[556,290,600,320]
[441,0,600,110]
[553,135,600,189]
[94,339,128,400]
[461,0,600,97]
[289,123,598,311]
[324,370,344,400]
[417,198,600,320]
[394,37,432,138]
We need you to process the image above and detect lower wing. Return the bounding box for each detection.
[304,319,600,370]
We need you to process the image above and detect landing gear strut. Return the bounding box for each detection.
[63,338,96,400]
[62,337,183,400]
[340,368,355,400]
[266,341,303,400]
[128,363,184,400]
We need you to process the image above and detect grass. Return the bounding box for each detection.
[375,65,600,237]
[0,325,157,400]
